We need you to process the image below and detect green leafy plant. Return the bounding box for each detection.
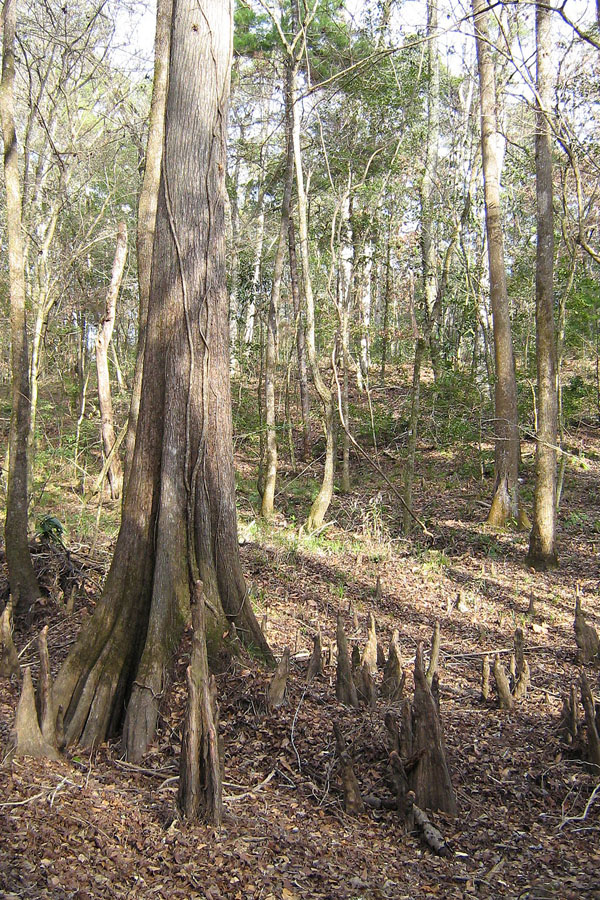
[36,515,66,548]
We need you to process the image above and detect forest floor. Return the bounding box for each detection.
[1,420,600,899]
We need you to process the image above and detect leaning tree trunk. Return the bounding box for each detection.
[53,0,270,763]
[472,0,523,528]
[96,222,127,501]
[0,0,40,614]
[527,0,558,570]
[123,0,172,490]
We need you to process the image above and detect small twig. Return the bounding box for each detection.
[557,783,600,831]
[223,769,276,802]
[302,520,336,539]
[17,619,68,659]
[0,791,45,808]
[275,453,325,499]
[157,776,179,791]
[445,645,559,661]
[48,775,76,807]
[111,758,177,778]
[89,423,127,496]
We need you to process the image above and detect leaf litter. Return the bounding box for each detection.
[1,432,600,898]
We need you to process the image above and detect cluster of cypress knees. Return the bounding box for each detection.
[1,584,598,847]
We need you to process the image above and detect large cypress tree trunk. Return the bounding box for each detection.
[123,0,172,491]
[0,0,40,614]
[472,0,523,528]
[527,0,558,570]
[53,0,270,762]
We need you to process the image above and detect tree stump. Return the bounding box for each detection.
[8,666,60,761]
[574,596,599,664]
[178,582,222,824]
[37,626,58,746]
[492,631,529,709]
[512,628,530,700]
[389,749,408,819]
[361,612,378,675]
[306,632,323,681]
[268,648,290,708]
[0,599,19,678]
[407,644,456,815]
[384,711,400,756]
[400,697,413,759]
[374,575,382,604]
[426,621,441,686]
[493,655,514,710]
[354,662,376,707]
[560,682,579,745]
[481,654,490,702]
[580,671,600,767]
[336,614,358,707]
[333,721,364,815]
[382,630,405,701]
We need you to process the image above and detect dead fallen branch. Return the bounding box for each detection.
[406,791,452,857]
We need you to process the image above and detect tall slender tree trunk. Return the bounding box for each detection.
[27,177,66,490]
[404,276,424,535]
[527,0,558,570]
[403,339,424,535]
[403,0,439,530]
[262,63,294,518]
[96,223,127,501]
[380,229,391,384]
[28,301,48,487]
[290,59,335,532]
[357,237,373,389]
[111,343,125,393]
[123,0,172,491]
[1,0,40,614]
[472,0,524,528]
[338,188,354,493]
[54,0,270,763]
[288,216,311,461]
[244,181,266,348]
[420,0,441,382]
